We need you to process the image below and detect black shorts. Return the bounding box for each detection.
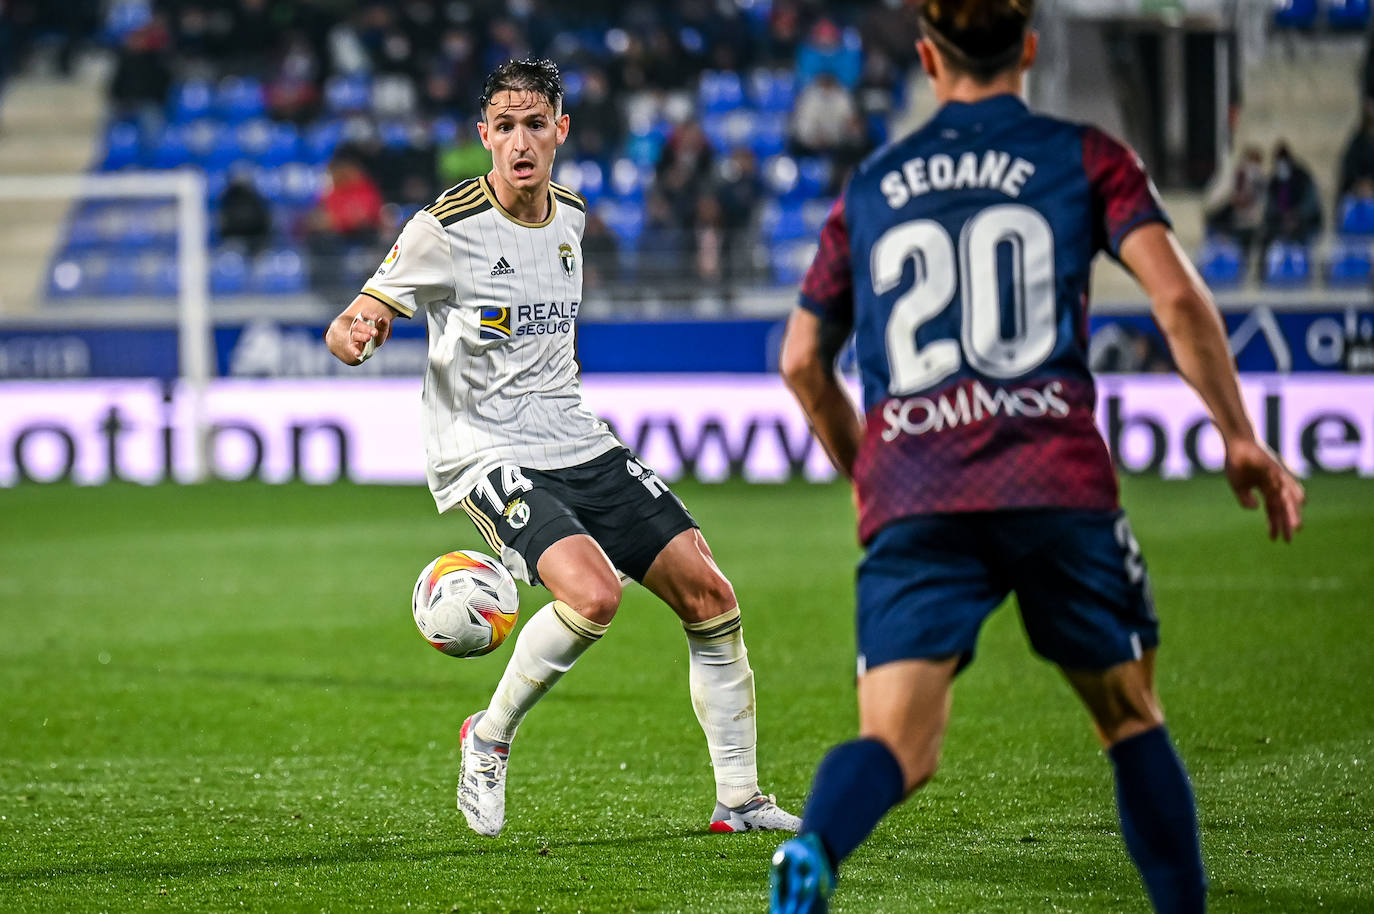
[456,447,699,586]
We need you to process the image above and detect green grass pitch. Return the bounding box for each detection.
[1,476,1371,913]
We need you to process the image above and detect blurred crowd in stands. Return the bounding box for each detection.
[51,0,920,306]
[1199,2,1374,289]
[18,0,1374,302]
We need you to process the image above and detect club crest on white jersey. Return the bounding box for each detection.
[360,175,615,514]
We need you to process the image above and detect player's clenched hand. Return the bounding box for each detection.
[1223,438,1305,542]
[349,310,392,359]
[326,298,394,365]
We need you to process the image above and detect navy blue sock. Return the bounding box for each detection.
[1108,726,1207,913]
[800,738,906,871]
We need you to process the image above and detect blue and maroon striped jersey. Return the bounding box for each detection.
[799,94,1169,543]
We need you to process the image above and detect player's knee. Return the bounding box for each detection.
[1094,688,1165,746]
[704,574,736,617]
[679,572,737,624]
[1099,708,1165,747]
[564,581,622,626]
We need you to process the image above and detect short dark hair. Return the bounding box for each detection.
[918,0,1034,81]
[479,58,564,117]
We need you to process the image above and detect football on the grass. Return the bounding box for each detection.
[411,551,519,658]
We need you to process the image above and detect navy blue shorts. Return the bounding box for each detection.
[857,510,1159,674]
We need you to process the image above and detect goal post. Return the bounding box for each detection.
[0,170,214,480]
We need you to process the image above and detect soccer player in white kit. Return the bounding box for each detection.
[324,58,799,838]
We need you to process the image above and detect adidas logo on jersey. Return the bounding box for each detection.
[490,257,515,276]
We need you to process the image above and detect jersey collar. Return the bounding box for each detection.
[480,174,557,228]
[930,93,1029,130]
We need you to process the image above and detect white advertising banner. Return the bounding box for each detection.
[1,375,1371,487]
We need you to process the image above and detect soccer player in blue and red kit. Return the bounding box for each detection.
[770,1,1306,912]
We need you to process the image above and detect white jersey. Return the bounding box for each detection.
[361,175,619,513]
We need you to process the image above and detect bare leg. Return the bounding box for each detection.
[857,657,960,793]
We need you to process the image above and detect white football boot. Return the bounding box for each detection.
[709,793,802,833]
[457,711,509,837]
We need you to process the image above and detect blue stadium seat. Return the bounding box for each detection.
[144,202,179,247]
[1326,241,1373,285]
[211,249,250,295]
[790,157,830,201]
[802,198,835,234]
[203,167,232,205]
[303,120,344,165]
[104,0,152,44]
[1263,241,1311,286]
[1274,0,1319,28]
[679,26,705,57]
[770,240,818,286]
[215,76,266,123]
[117,202,176,250]
[236,120,300,167]
[767,201,809,244]
[561,70,586,107]
[577,160,605,202]
[170,81,213,123]
[554,160,585,195]
[199,124,243,171]
[1339,195,1374,235]
[277,163,325,207]
[554,160,604,202]
[703,110,758,153]
[749,113,787,159]
[625,133,661,168]
[1328,0,1371,28]
[763,154,799,198]
[325,74,372,114]
[763,155,829,201]
[379,120,413,149]
[137,252,178,296]
[625,116,668,168]
[144,125,192,169]
[601,201,645,248]
[101,122,141,170]
[93,256,139,296]
[252,166,286,203]
[701,113,729,153]
[1196,237,1244,288]
[608,157,647,200]
[699,70,746,113]
[432,117,460,146]
[250,248,308,294]
[64,202,110,250]
[182,118,225,160]
[95,204,138,248]
[748,68,796,113]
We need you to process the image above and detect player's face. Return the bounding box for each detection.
[478,90,569,192]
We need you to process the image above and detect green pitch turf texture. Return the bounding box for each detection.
[1,476,1370,914]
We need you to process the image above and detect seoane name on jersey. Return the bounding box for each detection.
[799,95,1171,542]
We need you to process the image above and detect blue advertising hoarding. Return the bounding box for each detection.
[1,306,1371,380]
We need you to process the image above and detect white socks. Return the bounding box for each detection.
[473,599,761,810]
[684,608,761,809]
[474,600,605,745]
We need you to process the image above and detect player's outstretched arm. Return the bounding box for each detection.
[325,294,397,366]
[780,308,863,479]
[1120,223,1305,541]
